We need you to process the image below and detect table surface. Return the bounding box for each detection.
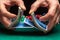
[0,23,60,40]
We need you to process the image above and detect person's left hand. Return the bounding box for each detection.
[0,0,26,29]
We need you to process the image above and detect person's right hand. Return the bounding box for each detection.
[29,0,59,31]
[0,0,26,29]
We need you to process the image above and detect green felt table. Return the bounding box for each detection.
[0,23,60,40]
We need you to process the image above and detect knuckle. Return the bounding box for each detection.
[49,13,54,17]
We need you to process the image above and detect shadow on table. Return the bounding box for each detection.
[0,23,60,36]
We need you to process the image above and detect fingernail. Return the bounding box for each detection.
[23,6,26,10]
[20,6,26,11]
[29,10,33,14]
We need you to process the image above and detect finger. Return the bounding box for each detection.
[41,2,48,7]
[11,0,26,10]
[55,4,60,24]
[0,16,11,28]
[56,16,60,24]
[0,16,14,30]
[59,5,60,23]
[29,0,45,14]
[56,9,60,24]
[40,3,59,21]
[39,13,50,21]
[47,18,56,32]
[0,4,16,18]
[47,9,59,31]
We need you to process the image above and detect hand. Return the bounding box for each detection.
[29,0,59,31]
[0,0,26,28]
[29,0,48,13]
[41,0,59,31]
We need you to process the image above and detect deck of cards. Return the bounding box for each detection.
[8,7,49,33]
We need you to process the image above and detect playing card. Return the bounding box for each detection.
[31,12,48,32]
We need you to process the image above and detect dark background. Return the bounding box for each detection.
[10,0,48,16]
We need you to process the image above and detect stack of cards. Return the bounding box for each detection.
[9,7,35,29]
[8,7,49,33]
[31,12,48,32]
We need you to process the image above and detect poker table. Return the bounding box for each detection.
[0,23,60,40]
[0,0,60,40]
